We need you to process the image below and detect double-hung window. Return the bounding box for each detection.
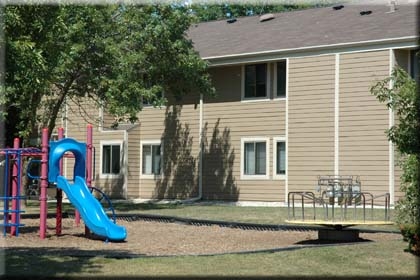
[244,64,268,99]
[241,138,269,179]
[273,137,286,179]
[141,141,162,177]
[101,141,122,177]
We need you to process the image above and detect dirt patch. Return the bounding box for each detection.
[0,217,401,257]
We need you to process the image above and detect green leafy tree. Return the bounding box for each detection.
[371,66,420,254]
[1,4,214,146]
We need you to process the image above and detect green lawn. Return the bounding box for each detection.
[6,200,417,278]
[22,200,399,231]
[4,240,418,277]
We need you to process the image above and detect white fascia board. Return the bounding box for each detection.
[205,36,419,67]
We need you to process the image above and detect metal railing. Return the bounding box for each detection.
[287,176,391,224]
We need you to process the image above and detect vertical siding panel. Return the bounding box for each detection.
[137,100,201,199]
[203,66,286,201]
[126,124,141,199]
[339,50,390,199]
[288,55,335,194]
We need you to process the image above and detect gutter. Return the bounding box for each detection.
[204,36,419,67]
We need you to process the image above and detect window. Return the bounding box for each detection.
[276,60,287,98]
[244,64,268,99]
[241,138,269,179]
[101,142,121,176]
[141,141,162,177]
[273,137,286,179]
[410,49,419,82]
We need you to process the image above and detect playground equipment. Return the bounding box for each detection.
[0,138,43,236]
[286,175,392,241]
[0,125,126,241]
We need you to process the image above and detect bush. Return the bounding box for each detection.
[395,155,420,225]
[371,66,420,255]
[399,223,420,256]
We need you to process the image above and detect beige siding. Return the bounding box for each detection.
[136,102,201,199]
[126,124,141,199]
[60,48,402,203]
[63,97,127,198]
[288,55,335,193]
[392,49,410,203]
[202,66,286,201]
[339,50,390,198]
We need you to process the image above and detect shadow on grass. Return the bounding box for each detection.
[3,246,144,277]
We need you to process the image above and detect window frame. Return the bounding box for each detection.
[99,140,123,179]
[140,140,163,179]
[274,59,288,100]
[273,137,287,180]
[240,137,270,180]
[241,63,270,101]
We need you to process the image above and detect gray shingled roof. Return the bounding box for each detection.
[188,3,419,59]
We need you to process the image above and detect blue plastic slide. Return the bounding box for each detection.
[56,175,127,241]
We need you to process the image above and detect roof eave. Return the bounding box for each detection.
[203,36,419,67]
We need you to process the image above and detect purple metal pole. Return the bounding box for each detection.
[39,128,49,239]
[56,128,64,235]
[10,138,20,236]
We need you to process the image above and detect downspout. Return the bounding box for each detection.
[198,93,203,199]
[388,49,395,205]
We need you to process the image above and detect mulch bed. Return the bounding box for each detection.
[0,217,402,258]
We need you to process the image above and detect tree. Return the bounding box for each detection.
[371,66,420,254]
[1,4,214,146]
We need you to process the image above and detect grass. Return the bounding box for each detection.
[21,200,399,231]
[4,240,419,277]
[5,200,416,278]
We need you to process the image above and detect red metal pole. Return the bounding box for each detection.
[40,128,49,239]
[10,138,20,236]
[85,124,93,236]
[56,128,64,235]
[87,124,93,189]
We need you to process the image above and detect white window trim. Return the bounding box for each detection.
[240,137,270,180]
[273,136,286,180]
[241,63,271,102]
[273,59,288,101]
[99,140,123,179]
[140,140,163,179]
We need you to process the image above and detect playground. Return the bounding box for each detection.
[1,211,401,257]
[1,200,415,277]
[0,127,416,277]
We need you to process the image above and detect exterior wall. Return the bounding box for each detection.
[288,54,335,193]
[130,96,201,199]
[202,66,286,201]
[339,50,390,201]
[61,48,408,203]
[393,49,410,202]
[126,124,141,198]
[63,97,126,198]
